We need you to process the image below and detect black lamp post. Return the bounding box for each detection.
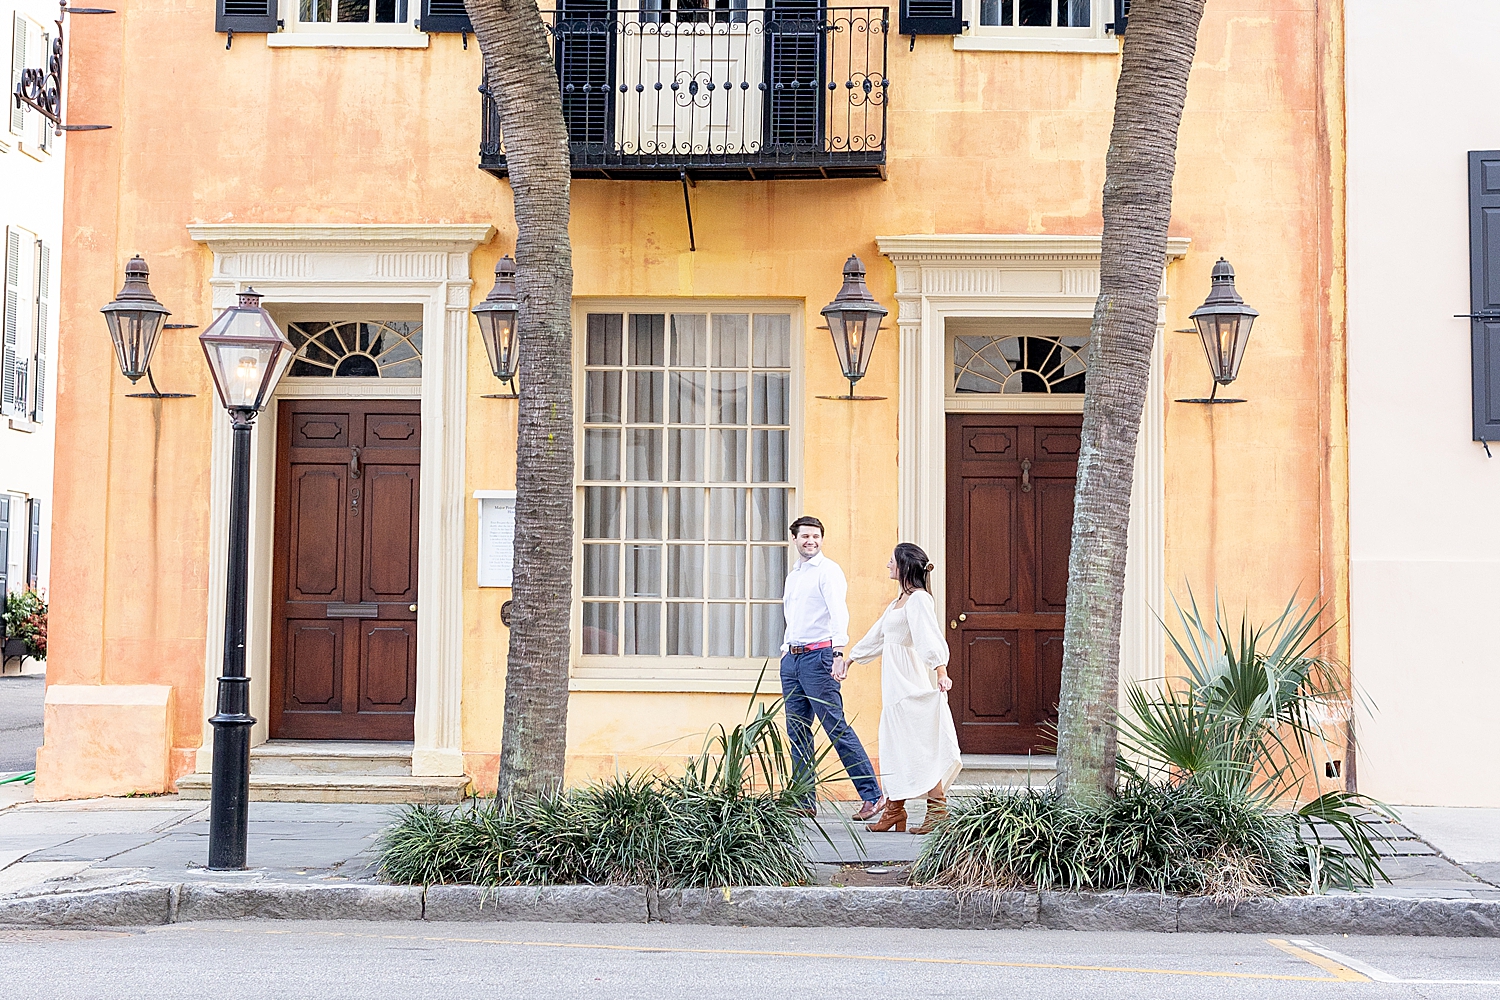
[1177,258,1259,404]
[817,255,889,400]
[99,256,194,399]
[474,256,520,399]
[197,288,292,871]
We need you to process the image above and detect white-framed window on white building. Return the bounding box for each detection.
[8,14,55,153]
[578,307,797,669]
[3,226,49,424]
[958,0,1121,52]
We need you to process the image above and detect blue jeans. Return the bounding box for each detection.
[780,648,882,804]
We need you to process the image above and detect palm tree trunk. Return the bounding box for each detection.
[1055,0,1207,801]
[465,0,575,800]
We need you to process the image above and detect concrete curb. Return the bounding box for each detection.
[2,882,1497,936]
[425,885,647,923]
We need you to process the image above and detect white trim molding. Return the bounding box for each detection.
[190,223,495,779]
[876,233,1189,692]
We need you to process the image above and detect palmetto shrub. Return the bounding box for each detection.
[914,590,1394,897]
[378,698,822,888]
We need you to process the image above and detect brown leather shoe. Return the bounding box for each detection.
[793,806,818,819]
[866,799,907,833]
[851,797,885,822]
[910,796,947,835]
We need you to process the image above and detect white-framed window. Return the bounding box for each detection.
[7,13,57,153]
[3,226,49,425]
[957,0,1120,52]
[270,0,428,45]
[575,302,801,685]
[944,317,1090,413]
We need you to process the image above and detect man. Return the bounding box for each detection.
[780,515,885,821]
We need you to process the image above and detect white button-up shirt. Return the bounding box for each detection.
[781,552,850,652]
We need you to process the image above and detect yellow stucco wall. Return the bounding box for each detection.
[44,0,1346,798]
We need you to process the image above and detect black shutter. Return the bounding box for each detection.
[555,0,613,150]
[766,0,824,149]
[898,0,961,36]
[1469,150,1500,443]
[1106,0,1128,34]
[420,0,471,33]
[25,498,39,588]
[0,496,9,598]
[216,0,278,33]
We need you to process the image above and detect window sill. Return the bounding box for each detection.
[8,417,39,434]
[571,661,780,694]
[266,31,430,48]
[953,34,1120,54]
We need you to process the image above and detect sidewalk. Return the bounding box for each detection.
[0,790,1494,901]
[0,791,926,897]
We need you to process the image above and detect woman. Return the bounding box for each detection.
[846,543,962,834]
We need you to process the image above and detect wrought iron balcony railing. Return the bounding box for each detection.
[480,2,889,180]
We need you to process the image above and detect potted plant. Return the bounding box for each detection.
[2,589,47,666]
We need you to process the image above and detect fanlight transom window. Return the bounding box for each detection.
[287,321,423,379]
[954,334,1088,394]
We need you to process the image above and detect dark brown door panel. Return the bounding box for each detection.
[947,413,1080,754]
[271,399,421,741]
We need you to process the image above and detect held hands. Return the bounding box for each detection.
[832,653,849,681]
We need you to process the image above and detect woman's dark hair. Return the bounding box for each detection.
[894,542,933,593]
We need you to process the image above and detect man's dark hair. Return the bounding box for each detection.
[788,515,825,538]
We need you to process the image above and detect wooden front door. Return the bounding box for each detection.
[270,400,421,741]
[945,413,1081,755]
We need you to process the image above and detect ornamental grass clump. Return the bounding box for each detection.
[378,698,821,888]
[914,590,1395,898]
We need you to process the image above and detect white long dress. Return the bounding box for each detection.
[847,589,962,800]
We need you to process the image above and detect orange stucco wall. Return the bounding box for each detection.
[44,0,1346,798]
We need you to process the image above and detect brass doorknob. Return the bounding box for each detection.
[409,604,418,612]
[949,620,957,629]
[958,613,967,621]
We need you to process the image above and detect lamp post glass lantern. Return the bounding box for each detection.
[818,255,888,400]
[199,289,294,414]
[197,287,293,871]
[474,256,520,398]
[1180,258,1259,404]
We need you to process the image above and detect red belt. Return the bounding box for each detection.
[788,640,834,654]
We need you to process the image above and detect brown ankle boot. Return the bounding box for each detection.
[910,796,947,835]
[866,799,907,833]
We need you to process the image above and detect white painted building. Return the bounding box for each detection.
[1346,4,1500,807]
[1,0,62,618]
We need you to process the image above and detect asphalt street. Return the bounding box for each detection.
[0,921,1497,999]
[0,673,44,773]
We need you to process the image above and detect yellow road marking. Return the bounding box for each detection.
[177,926,1351,983]
[1267,939,1370,982]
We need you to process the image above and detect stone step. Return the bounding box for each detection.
[249,740,414,777]
[951,753,1057,794]
[175,772,469,804]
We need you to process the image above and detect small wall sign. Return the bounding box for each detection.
[476,490,517,588]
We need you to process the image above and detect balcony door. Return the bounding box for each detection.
[616,0,766,155]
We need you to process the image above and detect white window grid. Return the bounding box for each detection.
[578,308,796,662]
[293,0,412,27]
[970,0,1105,35]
